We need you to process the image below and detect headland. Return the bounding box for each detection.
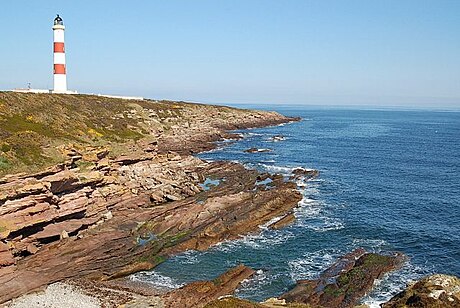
[1,92,458,307]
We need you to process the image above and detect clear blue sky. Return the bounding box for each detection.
[1,0,459,107]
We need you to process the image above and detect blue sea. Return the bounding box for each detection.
[132,106,460,307]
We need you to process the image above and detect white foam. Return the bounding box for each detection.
[199,147,223,154]
[260,215,285,229]
[242,132,264,138]
[294,215,345,232]
[130,270,184,290]
[256,163,296,175]
[235,269,276,297]
[361,261,431,307]
[293,190,345,232]
[213,229,294,252]
[351,238,388,252]
[288,248,342,281]
[172,250,201,265]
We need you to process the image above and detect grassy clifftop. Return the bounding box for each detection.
[0,92,282,176]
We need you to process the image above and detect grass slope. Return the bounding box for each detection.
[0,92,249,176]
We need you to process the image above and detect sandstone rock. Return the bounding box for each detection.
[150,191,165,204]
[81,148,109,162]
[26,243,39,254]
[261,297,287,306]
[280,249,405,308]
[60,230,69,239]
[41,170,80,194]
[96,157,110,170]
[0,160,302,303]
[164,194,182,202]
[162,265,255,308]
[268,212,296,230]
[102,211,113,220]
[205,297,265,307]
[32,220,83,241]
[382,274,460,308]
[0,97,299,304]
[0,241,15,266]
[290,168,319,181]
[114,154,154,166]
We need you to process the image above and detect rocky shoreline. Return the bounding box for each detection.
[1,92,459,307]
[0,93,302,304]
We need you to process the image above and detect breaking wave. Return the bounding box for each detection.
[130,271,184,291]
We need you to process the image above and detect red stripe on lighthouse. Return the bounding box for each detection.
[54,64,66,74]
[54,42,65,53]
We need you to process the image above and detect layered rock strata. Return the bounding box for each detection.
[0,114,301,303]
[382,274,460,308]
[280,248,405,308]
[0,93,307,304]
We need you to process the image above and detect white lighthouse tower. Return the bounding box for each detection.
[52,15,67,93]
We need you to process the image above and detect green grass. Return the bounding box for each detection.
[1,114,63,138]
[361,253,391,266]
[0,91,282,176]
[0,156,10,170]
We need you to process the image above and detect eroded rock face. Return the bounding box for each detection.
[162,265,255,308]
[0,151,203,259]
[0,155,301,303]
[382,274,460,308]
[0,95,302,304]
[280,249,405,308]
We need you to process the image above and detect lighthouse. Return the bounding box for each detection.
[52,14,67,93]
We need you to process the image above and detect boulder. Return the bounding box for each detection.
[382,274,460,308]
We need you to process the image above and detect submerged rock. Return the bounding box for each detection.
[268,135,286,142]
[244,148,273,153]
[290,168,319,181]
[382,274,460,308]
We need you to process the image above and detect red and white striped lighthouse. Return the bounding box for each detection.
[52,14,67,93]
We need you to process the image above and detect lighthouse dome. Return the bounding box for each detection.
[54,14,63,25]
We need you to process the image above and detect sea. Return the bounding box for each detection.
[131,106,460,307]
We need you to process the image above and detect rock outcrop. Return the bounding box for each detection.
[162,265,255,308]
[280,248,405,308]
[0,152,301,303]
[244,148,273,153]
[290,168,320,181]
[382,274,460,308]
[0,93,303,303]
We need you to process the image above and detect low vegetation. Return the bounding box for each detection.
[0,92,251,176]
